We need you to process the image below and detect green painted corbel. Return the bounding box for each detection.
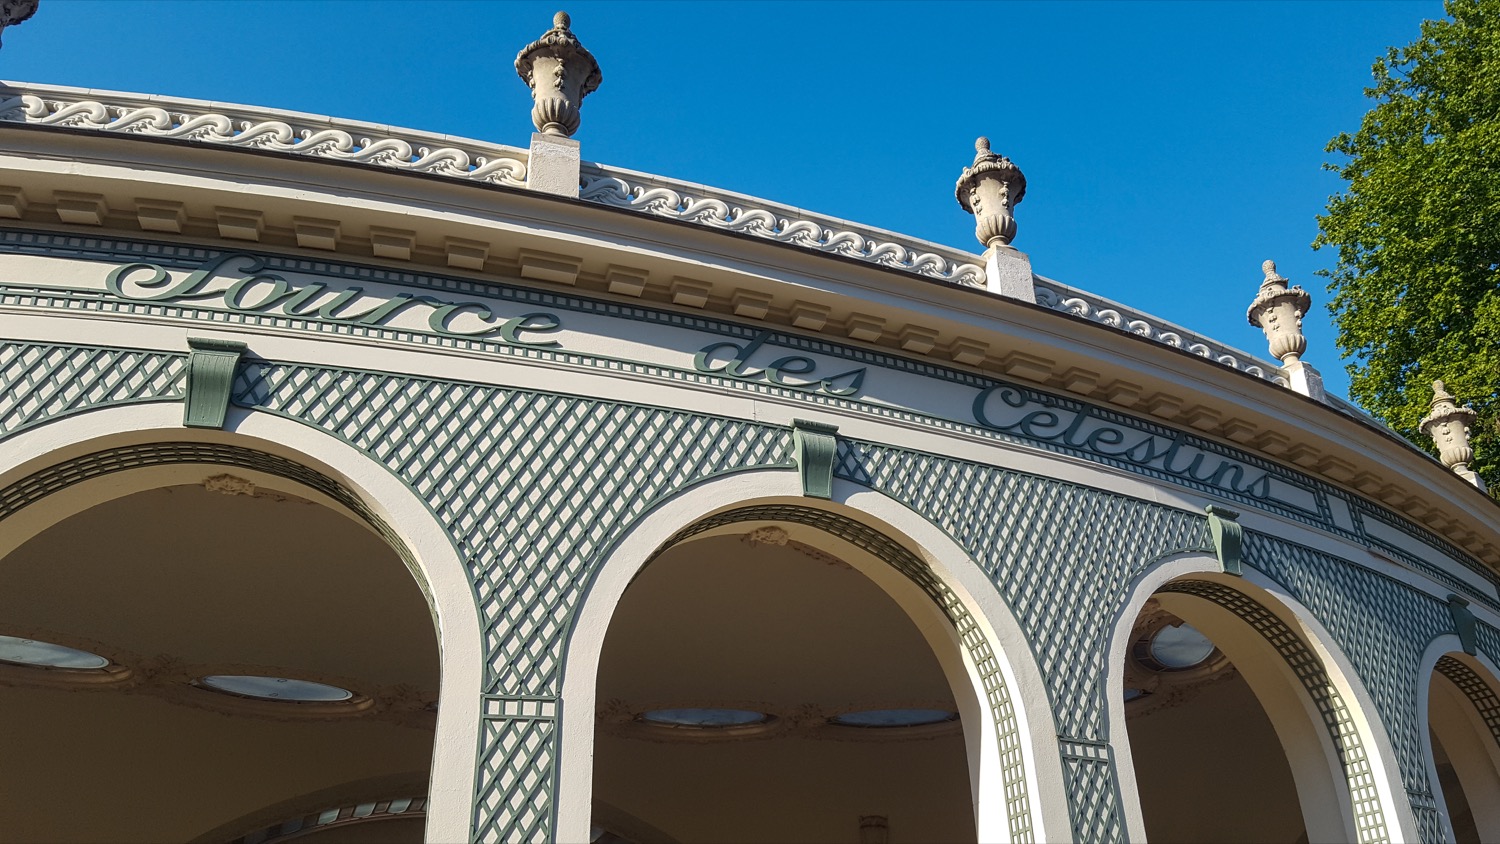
[1447,595,1478,656]
[792,419,839,499]
[183,337,247,429]
[1205,505,1243,576]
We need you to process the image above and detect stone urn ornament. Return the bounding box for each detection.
[1246,260,1313,365]
[515,11,602,138]
[1420,380,1481,483]
[955,137,1027,249]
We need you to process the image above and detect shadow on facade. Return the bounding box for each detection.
[589,511,978,843]
[0,470,440,843]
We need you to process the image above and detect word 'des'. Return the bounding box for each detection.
[693,331,866,398]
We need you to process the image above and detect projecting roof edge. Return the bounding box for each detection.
[0,80,1369,425]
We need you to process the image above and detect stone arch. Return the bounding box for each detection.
[1415,635,1500,843]
[559,470,1064,844]
[1106,552,1414,843]
[0,403,483,843]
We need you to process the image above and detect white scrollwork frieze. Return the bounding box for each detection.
[0,91,528,187]
[578,171,987,287]
[1034,283,1289,386]
[1,82,1319,400]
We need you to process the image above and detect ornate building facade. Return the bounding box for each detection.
[0,12,1497,844]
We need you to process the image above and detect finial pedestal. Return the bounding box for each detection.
[1248,260,1322,398]
[516,11,600,197]
[957,138,1033,302]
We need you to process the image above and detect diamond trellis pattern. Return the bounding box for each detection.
[835,438,1209,842]
[1408,788,1444,844]
[233,360,794,696]
[1244,534,1456,843]
[12,340,1495,844]
[1435,655,1500,749]
[0,341,184,437]
[473,707,558,844]
[1477,622,1500,682]
[1059,747,1123,844]
[231,360,794,840]
[1161,579,1390,844]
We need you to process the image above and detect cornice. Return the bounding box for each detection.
[0,84,1495,569]
[1,81,1295,396]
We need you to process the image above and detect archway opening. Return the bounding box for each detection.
[0,476,440,843]
[1427,654,1500,843]
[590,516,978,843]
[1120,581,1346,844]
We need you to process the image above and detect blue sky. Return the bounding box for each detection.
[3,0,1449,401]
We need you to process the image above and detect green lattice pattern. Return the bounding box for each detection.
[0,341,183,438]
[1476,623,1500,683]
[1244,534,1456,843]
[1160,579,1390,844]
[1428,654,1500,842]
[0,441,428,599]
[232,360,793,696]
[834,438,1211,842]
[1436,656,1500,748]
[230,360,795,841]
[661,504,1034,843]
[473,698,558,844]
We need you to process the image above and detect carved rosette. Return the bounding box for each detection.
[0,0,38,47]
[1420,381,1479,477]
[1246,260,1312,364]
[955,137,1027,249]
[514,11,602,138]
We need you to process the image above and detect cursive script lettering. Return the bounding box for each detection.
[972,385,1273,501]
[105,254,562,346]
[693,330,866,397]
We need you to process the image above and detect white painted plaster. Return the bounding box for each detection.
[1236,569,1423,844]
[1415,637,1500,843]
[1106,556,1389,842]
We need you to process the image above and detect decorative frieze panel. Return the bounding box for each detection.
[577,168,987,286]
[0,87,528,187]
[1033,282,1288,387]
[0,81,1326,395]
[1,230,1493,612]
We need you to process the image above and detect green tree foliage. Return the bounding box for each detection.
[1315,0,1500,493]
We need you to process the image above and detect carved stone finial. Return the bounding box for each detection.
[956,136,1027,249]
[0,0,39,48]
[1420,380,1483,487]
[1246,258,1312,365]
[515,10,602,138]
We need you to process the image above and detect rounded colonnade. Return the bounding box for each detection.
[2,13,1499,843]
